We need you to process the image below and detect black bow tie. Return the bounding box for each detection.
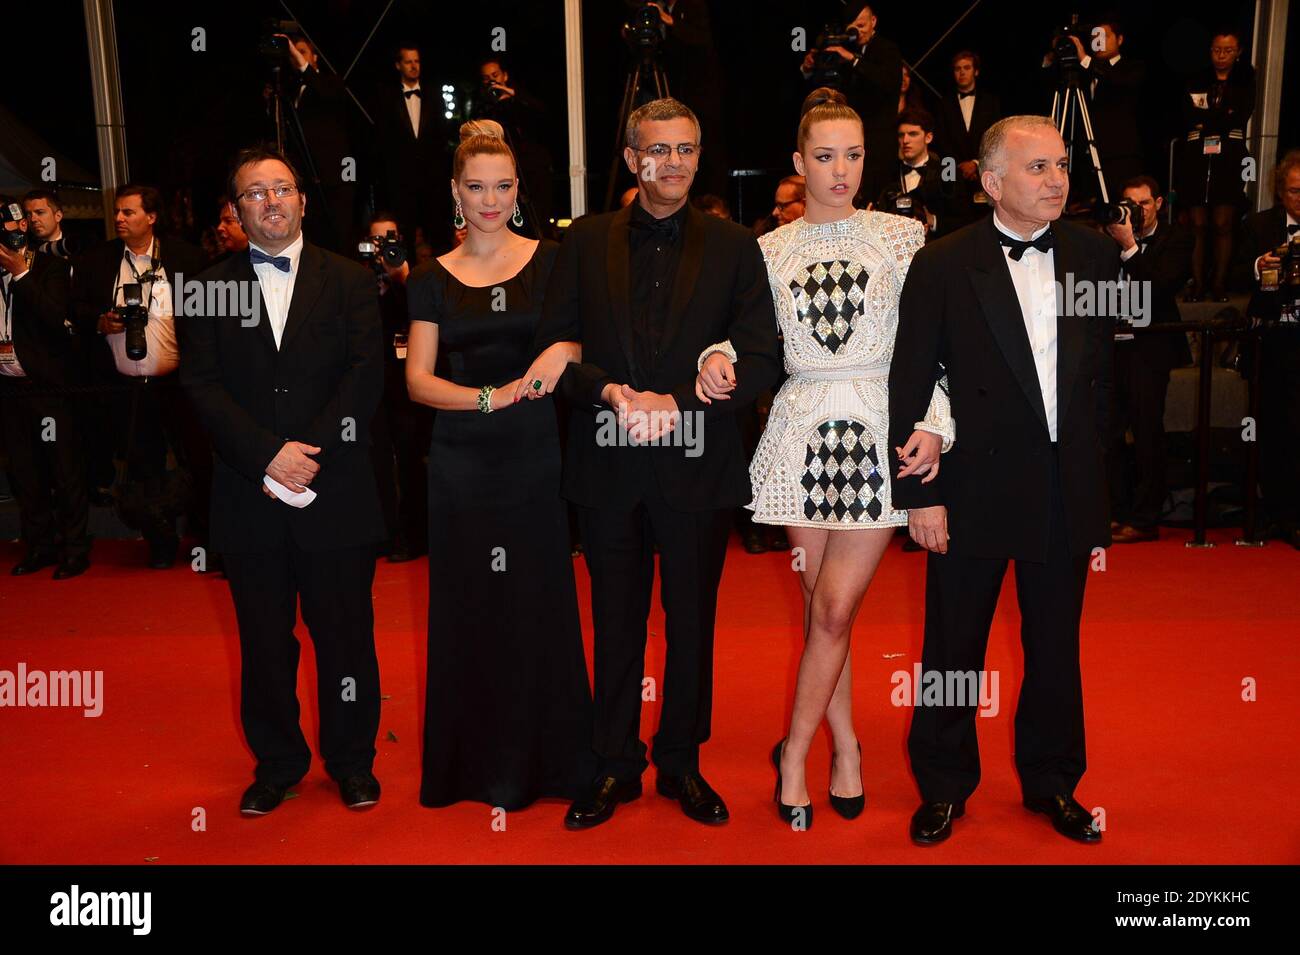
[630,215,681,242]
[901,161,926,173]
[250,247,292,273]
[1288,223,1299,235]
[958,90,976,99]
[997,228,1055,261]
[404,88,421,99]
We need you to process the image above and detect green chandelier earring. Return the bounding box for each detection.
[453,200,465,229]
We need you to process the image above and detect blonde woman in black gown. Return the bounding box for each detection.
[406,121,593,809]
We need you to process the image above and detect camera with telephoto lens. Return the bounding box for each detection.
[811,22,861,90]
[257,19,301,63]
[878,190,928,225]
[119,283,148,361]
[622,1,666,51]
[358,230,406,273]
[0,201,28,252]
[1097,197,1143,228]
[1262,235,1300,323]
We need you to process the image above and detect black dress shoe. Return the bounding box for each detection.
[240,781,289,815]
[765,528,789,552]
[53,555,90,580]
[829,743,865,819]
[741,527,767,554]
[339,772,381,809]
[564,775,642,830]
[657,771,729,825]
[771,739,812,829]
[1024,793,1101,843]
[909,800,964,845]
[1112,523,1158,544]
[11,552,58,576]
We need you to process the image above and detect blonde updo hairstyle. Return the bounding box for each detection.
[452,119,516,181]
[796,87,863,153]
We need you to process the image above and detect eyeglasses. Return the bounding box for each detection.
[237,184,299,203]
[633,143,699,160]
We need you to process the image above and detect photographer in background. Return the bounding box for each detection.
[0,197,90,579]
[1104,176,1193,543]
[22,190,80,260]
[71,185,205,569]
[359,212,431,562]
[877,108,956,239]
[800,5,901,201]
[214,199,250,259]
[1239,151,1300,548]
[475,57,554,235]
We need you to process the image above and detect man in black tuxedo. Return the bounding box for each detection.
[0,197,90,578]
[878,108,958,240]
[889,115,1117,846]
[1104,175,1193,543]
[179,147,386,815]
[70,186,206,569]
[475,57,555,237]
[1049,21,1145,199]
[1239,151,1300,547]
[933,51,1000,227]
[373,45,448,255]
[801,5,901,202]
[533,98,780,829]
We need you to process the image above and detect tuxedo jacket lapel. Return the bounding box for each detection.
[232,251,277,353]
[604,204,640,383]
[278,242,325,353]
[967,216,1050,433]
[1053,224,1087,432]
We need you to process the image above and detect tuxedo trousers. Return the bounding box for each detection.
[576,467,731,779]
[223,543,380,786]
[908,450,1091,802]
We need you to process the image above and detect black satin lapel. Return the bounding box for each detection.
[1053,225,1086,431]
[605,205,638,383]
[235,251,277,353]
[663,204,704,347]
[278,242,325,353]
[968,217,1050,432]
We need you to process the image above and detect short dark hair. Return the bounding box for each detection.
[693,194,731,219]
[951,49,980,71]
[21,189,63,212]
[394,44,419,60]
[897,107,936,135]
[366,210,401,234]
[227,145,303,203]
[116,184,162,216]
[1095,14,1124,37]
[1211,28,1243,45]
[1120,174,1162,199]
[478,56,506,73]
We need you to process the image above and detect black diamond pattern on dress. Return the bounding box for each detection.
[788,260,870,354]
[800,420,884,522]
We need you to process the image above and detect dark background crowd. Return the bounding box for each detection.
[2,0,1299,578]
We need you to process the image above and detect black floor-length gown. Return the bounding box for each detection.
[407,239,594,809]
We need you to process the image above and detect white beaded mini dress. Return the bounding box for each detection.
[747,210,954,529]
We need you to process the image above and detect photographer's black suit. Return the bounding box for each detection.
[287,65,360,253]
[1109,221,1193,529]
[179,240,385,787]
[889,215,1117,802]
[1,251,90,562]
[1239,205,1300,535]
[1080,55,1145,191]
[533,201,780,778]
[842,34,903,201]
[878,157,960,239]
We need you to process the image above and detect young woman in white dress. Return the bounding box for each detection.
[694,88,955,828]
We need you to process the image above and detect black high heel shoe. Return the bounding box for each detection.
[829,743,865,819]
[772,739,812,828]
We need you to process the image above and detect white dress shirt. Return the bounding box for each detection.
[958,91,975,132]
[108,243,178,377]
[0,270,29,377]
[993,211,1059,441]
[402,82,421,137]
[249,234,304,349]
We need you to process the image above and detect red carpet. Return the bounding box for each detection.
[2,533,1297,864]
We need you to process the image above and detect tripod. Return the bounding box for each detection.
[1050,65,1110,207]
[266,61,337,248]
[603,46,671,212]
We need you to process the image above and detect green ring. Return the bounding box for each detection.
[532,379,543,391]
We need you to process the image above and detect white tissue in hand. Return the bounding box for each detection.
[263,474,317,508]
